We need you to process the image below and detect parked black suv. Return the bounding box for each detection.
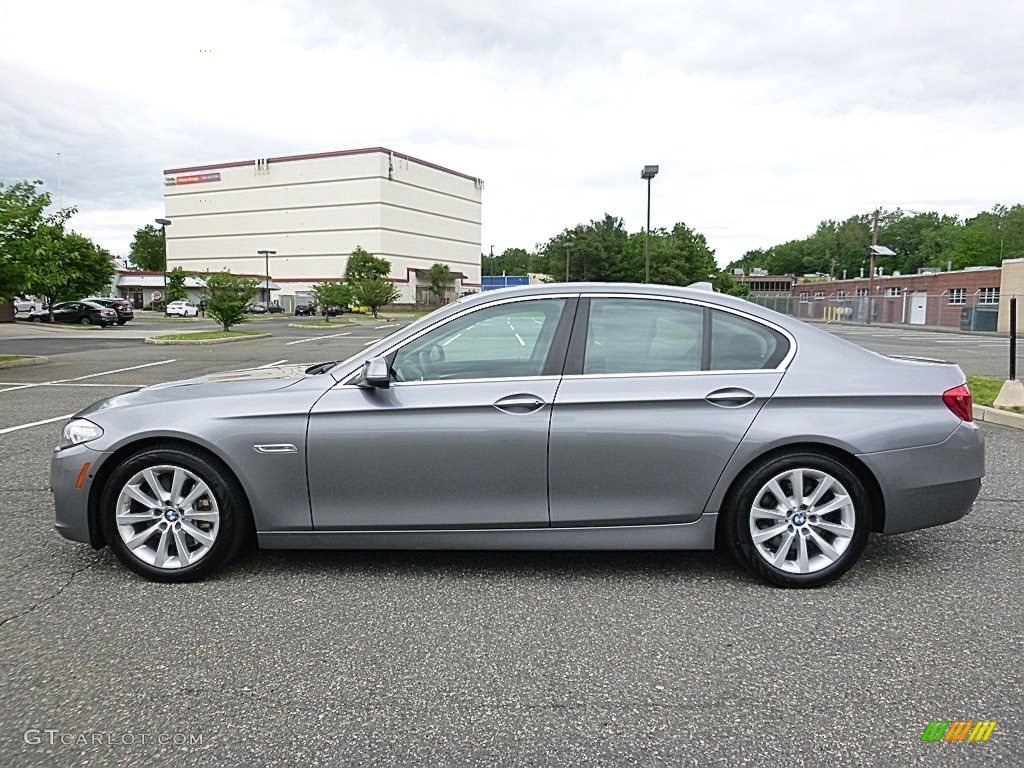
[81,296,134,325]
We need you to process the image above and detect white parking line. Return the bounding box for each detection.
[362,339,379,346]
[285,332,352,345]
[514,333,525,347]
[0,413,76,435]
[374,324,393,329]
[0,382,149,388]
[257,359,288,368]
[0,359,177,394]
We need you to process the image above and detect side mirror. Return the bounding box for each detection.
[358,356,391,389]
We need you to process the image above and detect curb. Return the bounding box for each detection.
[0,355,48,369]
[145,333,272,346]
[973,404,1024,430]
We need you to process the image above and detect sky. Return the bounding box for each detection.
[2,0,1023,266]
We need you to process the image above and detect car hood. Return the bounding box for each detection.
[76,365,329,416]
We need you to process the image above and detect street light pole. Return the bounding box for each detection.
[641,165,659,283]
[155,218,171,313]
[564,242,574,282]
[257,250,277,306]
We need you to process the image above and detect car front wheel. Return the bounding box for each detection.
[80,316,91,325]
[724,451,871,588]
[100,447,251,582]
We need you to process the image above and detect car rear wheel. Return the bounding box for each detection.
[724,451,871,588]
[80,316,91,325]
[100,447,251,582]
[117,320,127,326]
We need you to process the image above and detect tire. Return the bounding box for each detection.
[80,316,91,325]
[30,316,41,323]
[117,320,127,326]
[100,446,252,582]
[723,451,871,588]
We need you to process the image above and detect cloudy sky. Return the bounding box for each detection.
[2,0,1022,265]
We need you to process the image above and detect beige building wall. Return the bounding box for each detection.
[998,258,1024,333]
[162,148,482,304]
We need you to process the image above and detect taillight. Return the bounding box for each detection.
[942,383,973,422]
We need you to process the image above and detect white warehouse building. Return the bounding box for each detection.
[161,147,483,307]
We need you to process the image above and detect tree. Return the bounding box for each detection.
[712,271,750,296]
[354,278,400,317]
[21,227,116,320]
[536,214,629,282]
[0,180,73,303]
[205,271,258,331]
[426,263,452,304]
[128,224,166,271]
[344,246,390,283]
[311,281,354,322]
[166,266,188,302]
[482,247,532,276]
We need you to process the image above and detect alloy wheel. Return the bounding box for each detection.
[114,464,221,569]
[748,468,856,574]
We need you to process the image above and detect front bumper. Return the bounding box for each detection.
[50,443,107,546]
[858,421,985,534]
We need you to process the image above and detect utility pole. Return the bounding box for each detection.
[867,208,880,324]
[564,242,574,282]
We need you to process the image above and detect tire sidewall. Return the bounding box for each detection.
[100,448,247,582]
[728,452,871,588]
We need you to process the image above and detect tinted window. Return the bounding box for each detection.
[584,298,703,374]
[392,298,566,382]
[709,310,787,370]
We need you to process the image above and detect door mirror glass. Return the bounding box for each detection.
[358,356,391,388]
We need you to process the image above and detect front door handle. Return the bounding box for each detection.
[705,388,756,407]
[493,394,546,414]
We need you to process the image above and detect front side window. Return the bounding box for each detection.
[391,298,566,382]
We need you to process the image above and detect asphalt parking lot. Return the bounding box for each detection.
[0,317,1021,766]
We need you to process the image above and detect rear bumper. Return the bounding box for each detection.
[858,421,984,534]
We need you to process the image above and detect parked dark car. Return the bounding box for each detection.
[294,304,314,316]
[28,300,118,326]
[321,305,342,317]
[81,297,134,325]
[246,303,268,314]
[267,304,285,314]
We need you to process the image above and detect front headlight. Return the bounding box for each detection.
[59,418,104,449]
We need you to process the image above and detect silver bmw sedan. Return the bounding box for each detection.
[51,283,984,587]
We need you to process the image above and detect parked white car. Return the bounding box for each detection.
[165,301,199,317]
[14,297,39,313]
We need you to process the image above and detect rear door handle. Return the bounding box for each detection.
[493,394,546,413]
[705,388,756,407]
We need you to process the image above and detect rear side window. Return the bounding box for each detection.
[584,298,703,374]
[709,310,788,370]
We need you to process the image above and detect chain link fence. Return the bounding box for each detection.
[747,293,1002,332]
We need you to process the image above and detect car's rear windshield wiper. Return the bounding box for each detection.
[304,361,337,375]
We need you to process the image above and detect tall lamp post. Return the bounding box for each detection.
[564,241,574,282]
[155,218,171,313]
[257,250,276,306]
[641,165,659,283]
